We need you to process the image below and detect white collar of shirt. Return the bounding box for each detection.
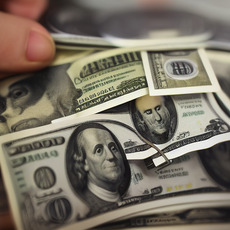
[88,181,120,202]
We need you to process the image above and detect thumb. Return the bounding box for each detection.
[0,12,55,76]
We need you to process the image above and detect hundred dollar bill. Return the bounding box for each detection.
[128,92,229,167]
[121,141,230,220]
[0,48,148,135]
[51,90,230,165]
[98,207,230,229]
[0,45,222,136]
[141,48,220,96]
[61,46,221,118]
[1,127,230,230]
[51,90,230,166]
[66,48,148,117]
[105,91,229,166]
[0,88,229,165]
[0,49,96,135]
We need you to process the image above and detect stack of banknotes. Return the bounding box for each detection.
[0,0,230,230]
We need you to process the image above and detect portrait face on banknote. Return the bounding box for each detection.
[199,141,230,188]
[131,95,177,144]
[66,122,131,213]
[0,64,82,134]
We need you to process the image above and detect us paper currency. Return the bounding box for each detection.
[1,130,230,230]
[104,91,229,166]
[0,49,148,135]
[141,49,220,96]
[130,92,229,167]
[98,207,230,229]
[0,50,229,161]
[66,48,148,117]
[0,46,220,136]
[0,50,91,135]
[51,90,230,165]
[4,90,228,164]
[62,47,221,117]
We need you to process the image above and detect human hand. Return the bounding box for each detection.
[0,0,55,78]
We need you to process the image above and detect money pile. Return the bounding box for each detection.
[0,0,230,230]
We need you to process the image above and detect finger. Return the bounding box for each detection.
[0,0,48,19]
[0,12,55,76]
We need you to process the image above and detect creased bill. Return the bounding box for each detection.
[0,133,230,230]
[66,48,148,117]
[0,49,93,136]
[0,46,220,136]
[0,48,148,135]
[0,91,229,163]
[99,207,230,229]
[134,92,230,167]
[141,48,220,96]
[50,92,230,166]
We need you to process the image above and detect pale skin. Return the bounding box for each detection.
[0,2,55,228]
[0,0,169,79]
[0,0,166,79]
[77,128,125,192]
[0,74,63,133]
[0,0,55,78]
[135,95,170,135]
[0,1,166,228]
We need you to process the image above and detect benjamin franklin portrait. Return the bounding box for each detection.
[66,122,131,216]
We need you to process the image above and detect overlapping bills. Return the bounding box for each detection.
[1,5,230,227]
[0,43,230,230]
[0,46,221,135]
[1,135,230,229]
[0,87,229,163]
[98,207,230,229]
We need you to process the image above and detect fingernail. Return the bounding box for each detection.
[26,30,55,62]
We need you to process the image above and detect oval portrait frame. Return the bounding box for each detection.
[164,58,199,80]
